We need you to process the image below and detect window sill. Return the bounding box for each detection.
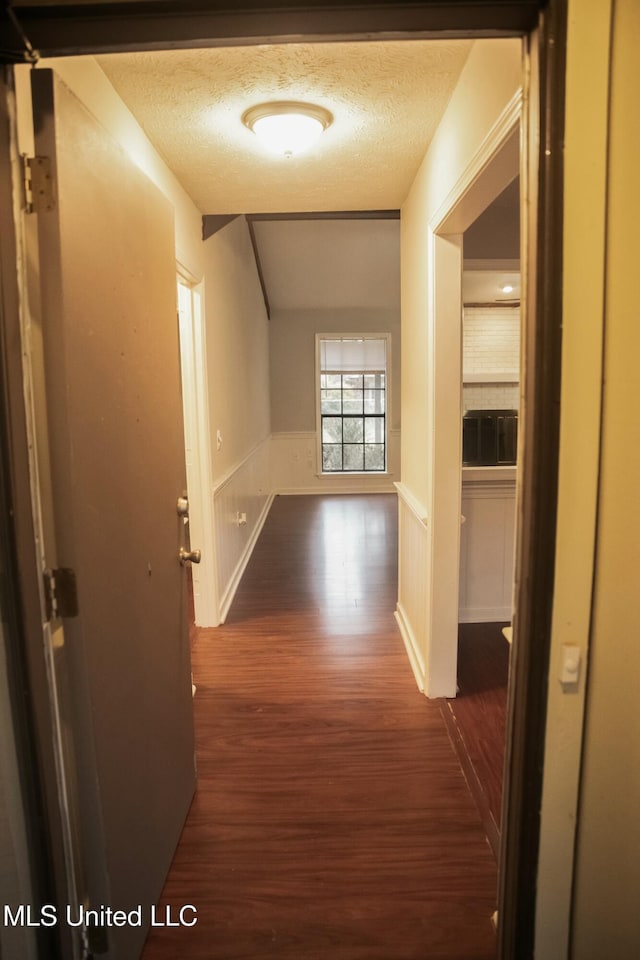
[317,471,391,478]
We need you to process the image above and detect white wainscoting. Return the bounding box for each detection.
[213,436,274,622]
[459,473,516,623]
[394,483,430,693]
[271,430,400,494]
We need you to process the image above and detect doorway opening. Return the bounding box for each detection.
[177,273,218,629]
[0,4,564,957]
[404,106,520,867]
[440,178,521,858]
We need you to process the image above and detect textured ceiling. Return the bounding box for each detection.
[96,40,472,214]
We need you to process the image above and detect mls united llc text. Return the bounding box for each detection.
[3,904,197,928]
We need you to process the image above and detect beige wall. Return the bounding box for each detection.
[204,217,271,482]
[537,0,640,955]
[569,0,640,953]
[534,0,616,954]
[397,38,521,696]
[401,38,521,508]
[15,57,204,280]
[269,307,401,433]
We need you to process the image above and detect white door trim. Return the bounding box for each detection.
[424,89,522,698]
[177,275,219,627]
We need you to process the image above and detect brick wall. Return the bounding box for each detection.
[462,305,520,412]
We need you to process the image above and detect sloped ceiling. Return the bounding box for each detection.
[462,176,520,302]
[252,218,400,312]
[96,39,472,213]
[464,177,520,261]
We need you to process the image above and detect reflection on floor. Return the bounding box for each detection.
[440,623,510,860]
[142,495,498,960]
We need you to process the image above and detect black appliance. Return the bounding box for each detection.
[462,409,518,466]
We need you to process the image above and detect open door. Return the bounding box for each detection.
[30,68,195,958]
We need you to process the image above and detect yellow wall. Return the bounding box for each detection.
[400,38,521,507]
[534,0,611,953]
[398,38,521,694]
[16,57,204,280]
[570,0,640,952]
[17,56,273,480]
[537,0,640,954]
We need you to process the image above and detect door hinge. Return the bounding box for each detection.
[43,567,79,620]
[21,154,55,213]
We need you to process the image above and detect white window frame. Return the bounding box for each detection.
[315,332,392,476]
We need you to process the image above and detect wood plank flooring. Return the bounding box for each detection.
[142,494,497,960]
[440,624,510,859]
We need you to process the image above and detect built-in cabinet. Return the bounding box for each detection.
[459,279,519,623]
[459,467,516,622]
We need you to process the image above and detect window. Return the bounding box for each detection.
[317,336,388,473]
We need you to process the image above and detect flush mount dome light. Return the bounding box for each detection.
[501,284,514,294]
[242,101,333,157]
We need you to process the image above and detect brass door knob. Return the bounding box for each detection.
[179,547,201,565]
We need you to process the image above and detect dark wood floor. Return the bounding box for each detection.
[142,494,497,960]
[441,624,510,859]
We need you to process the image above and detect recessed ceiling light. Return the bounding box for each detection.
[501,284,514,294]
[242,101,333,158]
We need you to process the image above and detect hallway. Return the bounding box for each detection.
[142,494,497,960]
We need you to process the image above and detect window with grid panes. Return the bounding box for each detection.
[319,337,387,472]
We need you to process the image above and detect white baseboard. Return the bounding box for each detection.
[275,483,396,496]
[218,492,275,623]
[394,603,425,694]
[458,606,512,623]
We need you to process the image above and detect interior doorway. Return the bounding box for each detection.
[419,109,521,699]
[447,179,521,857]
[177,275,218,627]
[418,111,520,866]
[0,5,564,958]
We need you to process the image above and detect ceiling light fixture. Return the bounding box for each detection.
[501,284,514,294]
[242,101,333,158]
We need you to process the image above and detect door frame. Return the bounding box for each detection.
[0,3,566,958]
[426,91,522,699]
[498,6,567,956]
[0,1,541,59]
[0,64,77,960]
[177,271,219,627]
